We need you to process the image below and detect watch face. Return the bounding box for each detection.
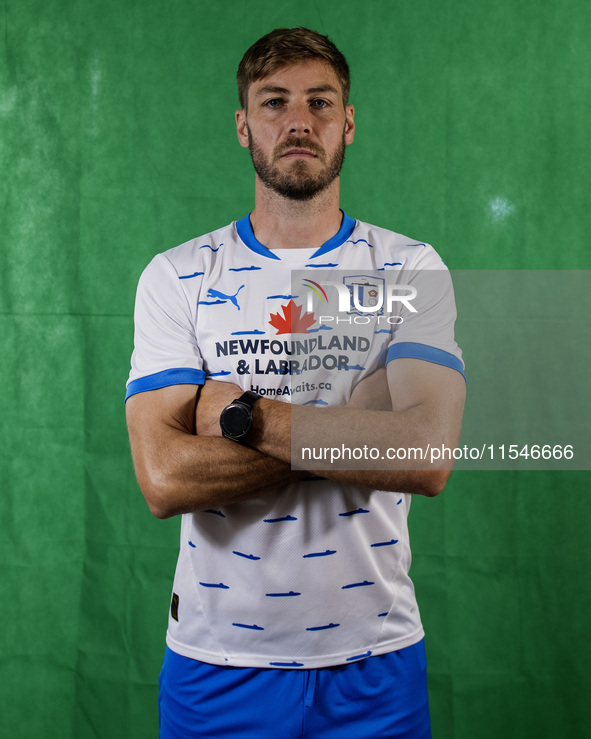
[221,403,252,437]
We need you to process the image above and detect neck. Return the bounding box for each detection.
[249,178,343,250]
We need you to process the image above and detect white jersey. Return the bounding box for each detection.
[126,213,464,669]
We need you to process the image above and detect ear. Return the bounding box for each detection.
[236,109,250,149]
[344,104,355,145]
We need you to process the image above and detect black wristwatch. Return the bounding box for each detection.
[219,391,261,443]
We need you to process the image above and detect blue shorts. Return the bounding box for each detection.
[159,640,431,738]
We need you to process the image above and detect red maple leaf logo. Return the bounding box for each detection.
[269,300,316,335]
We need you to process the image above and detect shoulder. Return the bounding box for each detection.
[352,219,447,270]
[134,221,242,292]
[151,221,236,276]
[134,221,239,305]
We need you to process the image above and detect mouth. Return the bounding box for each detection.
[279,147,318,159]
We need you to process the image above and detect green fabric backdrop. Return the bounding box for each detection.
[2,0,590,736]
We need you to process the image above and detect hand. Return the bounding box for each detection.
[195,379,243,437]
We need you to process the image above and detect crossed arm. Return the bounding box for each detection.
[126,359,465,519]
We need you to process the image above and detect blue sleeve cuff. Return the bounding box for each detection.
[125,368,206,401]
[386,342,466,381]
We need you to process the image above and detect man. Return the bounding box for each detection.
[126,27,465,739]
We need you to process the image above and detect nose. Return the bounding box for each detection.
[290,122,310,134]
[288,101,311,135]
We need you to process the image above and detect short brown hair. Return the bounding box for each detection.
[237,27,351,109]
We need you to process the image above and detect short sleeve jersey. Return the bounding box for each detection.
[126,212,464,669]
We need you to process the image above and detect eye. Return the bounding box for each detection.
[264,98,283,109]
[311,99,329,109]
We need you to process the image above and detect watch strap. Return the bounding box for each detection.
[233,390,261,410]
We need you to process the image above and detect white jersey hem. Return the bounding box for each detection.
[165,626,425,670]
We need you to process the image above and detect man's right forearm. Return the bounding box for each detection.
[126,384,302,519]
[130,425,301,519]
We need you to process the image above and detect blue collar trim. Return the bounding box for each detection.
[311,212,356,257]
[236,214,281,260]
[235,211,356,261]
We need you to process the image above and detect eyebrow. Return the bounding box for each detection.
[254,84,340,98]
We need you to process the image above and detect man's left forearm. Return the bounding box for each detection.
[248,399,460,496]
[196,361,465,497]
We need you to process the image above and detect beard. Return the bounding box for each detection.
[247,127,346,201]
